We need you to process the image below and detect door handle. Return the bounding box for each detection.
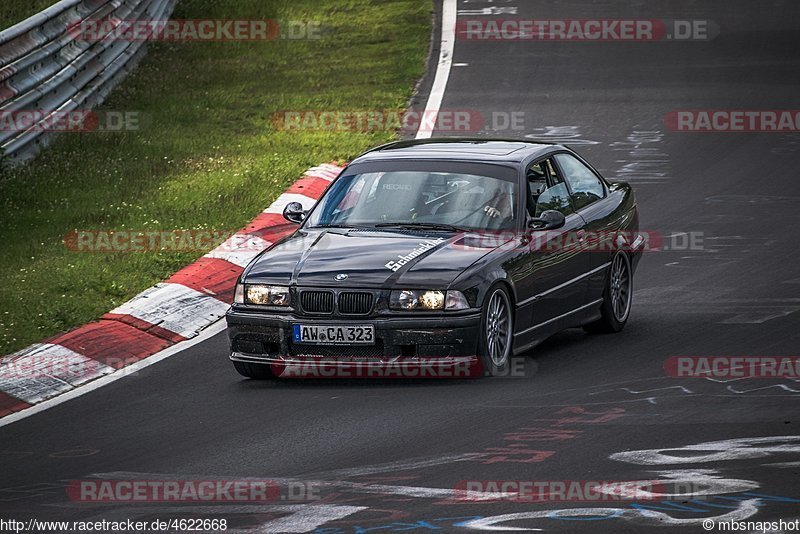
[576,229,586,242]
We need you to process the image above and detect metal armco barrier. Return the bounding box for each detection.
[0,0,177,163]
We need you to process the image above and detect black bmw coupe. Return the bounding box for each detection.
[226,139,644,378]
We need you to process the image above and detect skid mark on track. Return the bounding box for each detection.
[483,374,800,411]
[0,482,63,502]
[726,383,800,394]
[705,194,800,205]
[662,235,777,269]
[304,454,481,480]
[523,125,601,146]
[633,287,800,324]
[610,129,671,185]
[588,386,695,405]
[772,133,800,155]
[588,378,800,404]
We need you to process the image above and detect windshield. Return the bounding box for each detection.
[305,169,518,231]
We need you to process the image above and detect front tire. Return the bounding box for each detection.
[233,360,273,379]
[478,285,514,376]
[584,251,633,334]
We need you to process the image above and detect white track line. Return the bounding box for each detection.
[0,320,227,429]
[415,0,457,140]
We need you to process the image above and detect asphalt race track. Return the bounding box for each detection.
[2,1,800,532]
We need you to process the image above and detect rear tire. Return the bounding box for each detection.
[478,285,514,376]
[584,251,633,334]
[233,360,273,379]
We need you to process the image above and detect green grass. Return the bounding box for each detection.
[0,0,430,354]
[0,0,58,31]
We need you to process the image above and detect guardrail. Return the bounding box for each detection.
[0,0,176,163]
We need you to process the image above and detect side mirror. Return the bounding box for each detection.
[283,202,306,224]
[528,209,565,230]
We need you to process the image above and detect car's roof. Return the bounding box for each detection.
[351,138,561,165]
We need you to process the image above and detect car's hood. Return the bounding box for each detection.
[244,228,504,288]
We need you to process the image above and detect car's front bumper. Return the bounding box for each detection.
[226,309,482,378]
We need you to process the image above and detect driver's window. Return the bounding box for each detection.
[527,158,575,217]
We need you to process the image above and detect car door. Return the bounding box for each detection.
[513,157,590,337]
[552,152,618,303]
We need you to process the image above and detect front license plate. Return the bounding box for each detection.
[292,324,375,345]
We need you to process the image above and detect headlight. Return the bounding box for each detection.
[389,290,469,311]
[234,283,290,306]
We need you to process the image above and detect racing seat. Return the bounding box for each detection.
[376,172,426,221]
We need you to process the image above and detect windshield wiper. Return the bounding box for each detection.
[308,224,365,229]
[373,222,467,232]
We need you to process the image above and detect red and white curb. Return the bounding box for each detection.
[0,163,343,423]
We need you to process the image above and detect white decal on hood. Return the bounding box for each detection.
[385,237,446,272]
